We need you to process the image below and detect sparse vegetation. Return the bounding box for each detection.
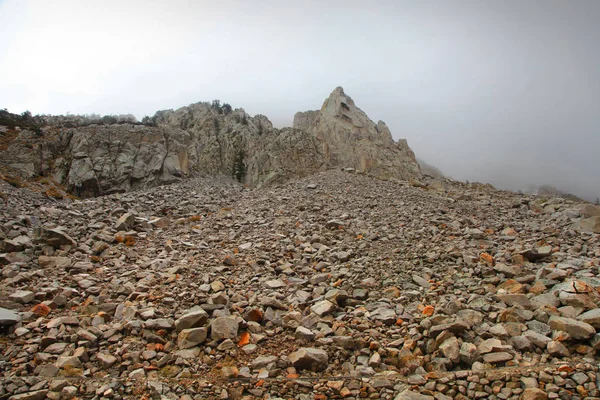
[233,113,249,125]
[60,365,83,377]
[0,129,18,151]
[141,115,157,126]
[1,174,24,188]
[222,103,232,115]
[45,187,64,199]
[0,108,141,130]
[0,108,43,131]
[232,149,247,182]
[211,100,223,114]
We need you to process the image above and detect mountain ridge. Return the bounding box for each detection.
[0,88,421,197]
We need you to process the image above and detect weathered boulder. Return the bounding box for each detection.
[577,308,600,328]
[38,227,76,247]
[287,347,329,371]
[210,317,239,341]
[177,327,208,349]
[548,316,596,339]
[575,216,600,233]
[581,204,600,217]
[0,307,19,326]
[175,309,209,332]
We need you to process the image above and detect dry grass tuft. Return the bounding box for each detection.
[124,236,136,247]
[45,187,64,199]
[1,174,24,188]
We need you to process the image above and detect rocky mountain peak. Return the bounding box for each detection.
[294,87,420,179]
[320,86,355,113]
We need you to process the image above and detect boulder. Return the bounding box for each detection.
[175,309,209,332]
[115,213,135,231]
[577,308,600,328]
[177,327,208,349]
[581,204,600,217]
[0,307,19,326]
[575,216,600,233]
[548,316,596,339]
[288,347,329,371]
[210,317,239,341]
[38,227,76,247]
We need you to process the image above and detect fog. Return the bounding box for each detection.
[1,0,598,200]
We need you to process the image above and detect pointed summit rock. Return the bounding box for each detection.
[294,87,420,180]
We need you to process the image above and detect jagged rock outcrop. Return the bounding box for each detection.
[0,124,192,197]
[0,87,421,197]
[152,103,328,188]
[0,105,326,196]
[294,87,421,179]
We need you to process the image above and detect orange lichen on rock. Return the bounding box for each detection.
[480,252,494,265]
[31,303,51,317]
[422,305,435,316]
[238,332,250,347]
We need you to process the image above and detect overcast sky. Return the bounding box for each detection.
[0,0,598,200]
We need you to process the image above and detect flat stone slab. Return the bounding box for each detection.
[0,307,19,326]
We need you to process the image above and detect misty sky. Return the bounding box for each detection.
[0,0,599,200]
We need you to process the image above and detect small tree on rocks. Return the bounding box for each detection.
[232,149,246,183]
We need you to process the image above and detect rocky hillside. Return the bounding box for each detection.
[0,88,421,198]
[0,169,599,399]
[417,158,445,179]
[525,185,585,203]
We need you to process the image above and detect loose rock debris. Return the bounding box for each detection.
[1,170,600,399]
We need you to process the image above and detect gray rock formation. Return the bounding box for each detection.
[0,88,421,197]
[0,124,192,197]
[293,87,420,179]
[152,104,328,188]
